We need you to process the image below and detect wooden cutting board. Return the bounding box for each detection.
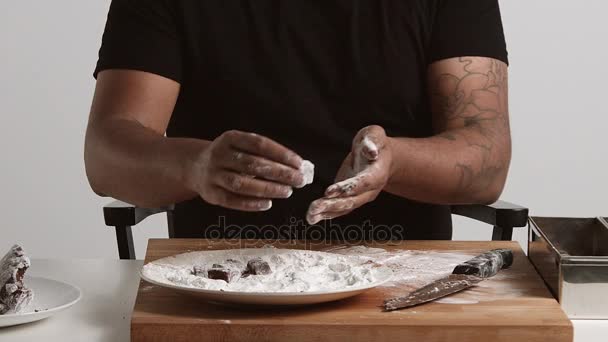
[132,239,572,342]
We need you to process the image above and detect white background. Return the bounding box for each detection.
[1,1,606,259]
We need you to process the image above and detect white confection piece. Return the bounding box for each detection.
[0,245,34,315]
[299,160,315,187]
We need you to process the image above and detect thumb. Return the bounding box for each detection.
[354,125,386,162]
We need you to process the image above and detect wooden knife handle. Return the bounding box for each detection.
[452,249,513,278]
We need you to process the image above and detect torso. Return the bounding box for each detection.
[166,0,452,240]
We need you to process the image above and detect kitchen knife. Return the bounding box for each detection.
[383,249,513,311]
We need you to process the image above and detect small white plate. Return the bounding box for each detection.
[141,249,393,306]
[0,277,81,328]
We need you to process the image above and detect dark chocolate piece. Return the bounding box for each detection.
[193,259,246,281]
[206,264,241,283]
[207,268,230,282]
[245,258,272,275]
[452,249,513,278]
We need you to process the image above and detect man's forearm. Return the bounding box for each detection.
[384,128,510,205]
[385,57,512,205]
[84,117,208,208]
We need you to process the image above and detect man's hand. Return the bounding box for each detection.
[306,125,393,225]
[186,130,306,212]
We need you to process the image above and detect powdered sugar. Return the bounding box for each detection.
[326,246,473,289]
[328,168,375,196]
[327,246,524,305]
[142,248,388,293]
[142,246,518,305]
[351,135,379,174]
[435,297,479,305]
[326,246,488,305]
[361,136,378,156]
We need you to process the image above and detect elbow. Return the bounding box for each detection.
[475,173,508,205]
[84,149,107,198]
[84,158,155,208]
[474,149,511,205]
[477,187,502,205]
[84,127,111,198]
[85,155,165,208]
[86,174,107,198]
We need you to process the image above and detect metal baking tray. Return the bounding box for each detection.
[528,216,608,319]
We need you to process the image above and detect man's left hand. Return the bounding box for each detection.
[306,125,393,225]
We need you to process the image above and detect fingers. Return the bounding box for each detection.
[308,197,357,216]
[198,130,314,212]
[215,171,293,199]
[326,125,391,198]
[304,125,389,223]
[207,186,274,212]
[306,191,378,225]
[324,168,380,198]
[222,130,303,169]
[220,150,304,188]
[306,210,354,226]
[196,130,314,212]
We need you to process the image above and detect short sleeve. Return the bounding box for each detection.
[429,0,508,65]
[94,0,182,82]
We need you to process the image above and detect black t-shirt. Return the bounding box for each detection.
[94,0,508,240]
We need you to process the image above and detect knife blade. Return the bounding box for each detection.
[383,249,513,311]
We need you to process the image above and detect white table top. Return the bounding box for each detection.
[0,259,606,342]
[1,259,143,342]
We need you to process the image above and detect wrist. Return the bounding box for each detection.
[385,136,399,183]
[179,139,212,193]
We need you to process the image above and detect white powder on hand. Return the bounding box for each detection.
[142,248,380,293]
[361,136,378,157]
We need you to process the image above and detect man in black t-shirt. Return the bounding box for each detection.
[85,0,511,240]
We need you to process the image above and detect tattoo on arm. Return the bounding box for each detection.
[430,57,510,198]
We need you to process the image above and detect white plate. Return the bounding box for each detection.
[0,277,81,328]
[141,249,393,306]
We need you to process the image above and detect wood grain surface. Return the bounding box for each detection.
[131,239,572,342]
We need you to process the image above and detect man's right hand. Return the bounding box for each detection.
[185,130,306,212]
[87,71,307,210]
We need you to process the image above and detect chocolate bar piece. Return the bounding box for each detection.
[452,249,513,278]
[0,245,34,314]
[193,258,246,282]
[206,264,241,283]
[245,258,272,275]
